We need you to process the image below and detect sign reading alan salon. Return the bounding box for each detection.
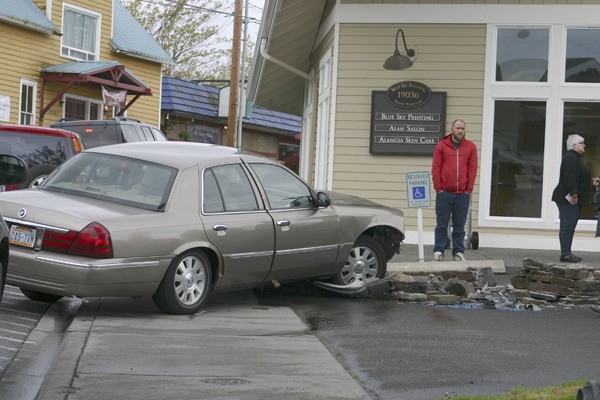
[370,81,446,155]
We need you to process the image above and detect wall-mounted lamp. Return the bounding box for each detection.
[165,113,170,120]
[383,29,416,70]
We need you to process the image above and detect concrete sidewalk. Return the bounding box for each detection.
[0,292,372,400]
[2,244,598,400]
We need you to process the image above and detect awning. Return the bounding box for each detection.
[39,61,152,124]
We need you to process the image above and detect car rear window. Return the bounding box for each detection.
[58,124,120,149]
[0,130,72,168]
[41,152,177,211]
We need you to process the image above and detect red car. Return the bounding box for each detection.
[0,124,84,191]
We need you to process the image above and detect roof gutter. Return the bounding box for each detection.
[259,38,314,84]
[0,16,61,35]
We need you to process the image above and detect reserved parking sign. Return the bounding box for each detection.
[406,171,431,208]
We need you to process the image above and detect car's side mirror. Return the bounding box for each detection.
[316,191,331,208]
[0,155,27,185]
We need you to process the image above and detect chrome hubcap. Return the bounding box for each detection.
[174,255,207,306]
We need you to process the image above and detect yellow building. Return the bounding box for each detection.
[0,0,173,127]
[248,0,600,251]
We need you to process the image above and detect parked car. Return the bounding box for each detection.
[51,117,167,149]
[0,124,84,190]
[0,142,405,314]
[0,154,27,301]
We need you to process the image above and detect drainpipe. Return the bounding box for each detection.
[259,38,317,182]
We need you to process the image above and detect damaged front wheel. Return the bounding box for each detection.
[335,235,386,286]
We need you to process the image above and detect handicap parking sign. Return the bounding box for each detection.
[406,172,431,208]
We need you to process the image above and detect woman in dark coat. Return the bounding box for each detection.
[551,134,591,263]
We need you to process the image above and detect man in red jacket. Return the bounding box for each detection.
[431,119,478,261]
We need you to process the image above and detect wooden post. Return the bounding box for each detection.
[227,0,243,147]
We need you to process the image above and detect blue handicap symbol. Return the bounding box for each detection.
[412,186,425,199]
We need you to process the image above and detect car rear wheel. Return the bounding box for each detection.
[152,250,212,315]
[20,288,63,303]
[334,235,387,285]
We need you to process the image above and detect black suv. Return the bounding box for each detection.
[0,124,84,190]
[51,118,167,149]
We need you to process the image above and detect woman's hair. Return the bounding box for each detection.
[566,134,584,150]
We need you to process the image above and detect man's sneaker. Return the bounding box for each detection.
[560,254,582,263]
[432,251,444,261]
[453,252,466,261]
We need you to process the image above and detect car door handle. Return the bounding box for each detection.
[213,224,227,236]
[276,220,290,227]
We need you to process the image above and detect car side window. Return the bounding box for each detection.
[140,126,154,141]
[249,163,313,209]
[150,127,168,141]
[122,125,141,143]
[203,164,258,213]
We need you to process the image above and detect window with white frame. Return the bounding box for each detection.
[314,51,332,190]
[64,96,102,120]
[482,25,600,230]
[19,79,36,125]
[61,5,100,61]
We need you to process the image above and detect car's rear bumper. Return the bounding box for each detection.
[6,248,172,298]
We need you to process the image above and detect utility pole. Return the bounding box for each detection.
[227,0,243,147]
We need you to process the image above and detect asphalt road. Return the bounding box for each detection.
[256,283,600,399]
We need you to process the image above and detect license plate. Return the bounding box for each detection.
[9,225,36,248]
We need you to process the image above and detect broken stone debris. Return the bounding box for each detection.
[384,258,600,311]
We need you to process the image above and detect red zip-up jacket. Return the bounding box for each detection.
[431,134,478,194]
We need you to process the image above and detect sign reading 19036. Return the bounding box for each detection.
[386,81,431,108]
[370,81,446,155]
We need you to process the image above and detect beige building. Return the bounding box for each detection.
[248,0,600,251]
[0,0,172,128]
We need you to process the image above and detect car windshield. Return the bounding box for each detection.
[41,153,177,211]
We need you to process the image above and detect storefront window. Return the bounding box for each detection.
[490,100,546,218]
[565,29,600,83]
[496,28,549,82]
[563,102,600,220]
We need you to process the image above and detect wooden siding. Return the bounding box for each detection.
[334,23,484,233]
[0,0,162,127]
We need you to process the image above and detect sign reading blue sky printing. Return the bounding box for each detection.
[370,83,446,155]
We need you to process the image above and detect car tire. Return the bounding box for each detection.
[152,250,212,315]
[20,288,63,303]
[334,235,387,286]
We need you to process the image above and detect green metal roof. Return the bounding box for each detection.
[111,0,174,65]
[0,0,60,34]
[42,61,152,95]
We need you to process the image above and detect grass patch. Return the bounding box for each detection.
[442,380,589,400]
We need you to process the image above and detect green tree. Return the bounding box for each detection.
[122,0,254,82]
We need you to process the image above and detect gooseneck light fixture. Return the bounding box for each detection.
[383,29,416,70]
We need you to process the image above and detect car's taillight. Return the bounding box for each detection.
[43,230,77,252]
[3,184,20,191]
[42,223,113,259]
[72,137,83,153]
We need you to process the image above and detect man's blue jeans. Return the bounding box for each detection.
[556,202,581,257]
[433,191,470,255]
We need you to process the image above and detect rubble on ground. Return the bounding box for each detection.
[382,258,600,310]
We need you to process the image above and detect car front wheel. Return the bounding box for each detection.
[152,250,212,315]
[335,235,387,285]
